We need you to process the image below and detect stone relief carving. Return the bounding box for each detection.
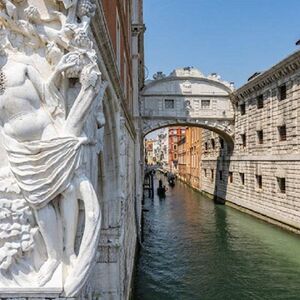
[0,0,105,297]
[184,99,193,114]
[181,80,192,93]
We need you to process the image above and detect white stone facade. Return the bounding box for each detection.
[141,67,235,143]
[201,50,300,232]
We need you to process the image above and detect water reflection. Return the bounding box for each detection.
[134,176,300,300]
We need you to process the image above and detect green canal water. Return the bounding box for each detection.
[133,176,300,300]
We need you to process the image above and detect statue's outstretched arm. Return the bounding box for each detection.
[64,67,107,137]
[63,84,98,137]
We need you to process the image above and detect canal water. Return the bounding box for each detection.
[133,176,300,300]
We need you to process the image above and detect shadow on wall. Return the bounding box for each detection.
[212,139,233,205]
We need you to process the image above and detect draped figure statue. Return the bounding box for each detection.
[0,0,104,297]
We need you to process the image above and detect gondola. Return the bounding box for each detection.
[157,179,167,198]
[157,186,166,197]
[168,178,175,187]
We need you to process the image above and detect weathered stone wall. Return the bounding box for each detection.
[119,127,138,300]
[201,51,300,232]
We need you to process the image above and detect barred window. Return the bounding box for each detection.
[165,99,175,109]
[201,99,210,109]
[257,130,263,144]
[228,172,233,183]
[241,134,246,148]
[256,175,262,189]
[257,94,263,109]
[278,84,287,101]
[278,125,286,141]
[240,103,246,115]
[240,173,245,185]
[277,177,286,193]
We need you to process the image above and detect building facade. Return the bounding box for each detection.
[154,129,169,166]
[91,2,145,299]
[177,127,203,190]
[141,58,300,234]
[145,139,155,164]
[201,50,300,232]
[168,127,186,173]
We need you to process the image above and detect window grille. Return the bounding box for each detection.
[165,99,175,109]
[278,125,286,141]
[278,84,287,101]
[257,94,263,109]
[240,173,245,185]
[256,175,262,189]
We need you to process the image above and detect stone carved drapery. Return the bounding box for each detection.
[0,0,105,297]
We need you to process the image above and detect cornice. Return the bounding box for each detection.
[143,93,229,98]
[203,154,300,162]
[234,50,300,102]
[143,76,233,94]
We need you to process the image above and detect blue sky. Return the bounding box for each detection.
[144,0,300,87]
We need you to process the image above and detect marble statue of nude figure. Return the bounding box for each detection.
[0,50,103,295]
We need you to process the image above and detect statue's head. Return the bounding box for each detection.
[72,28,92,49]
[65,52,85,78]
[62,23,76,39]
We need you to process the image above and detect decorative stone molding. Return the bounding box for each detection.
[234,50,300,102]
[131,23,146,36]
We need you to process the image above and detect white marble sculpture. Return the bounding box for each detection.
[0,0,104,297]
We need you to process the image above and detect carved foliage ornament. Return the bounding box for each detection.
[0,0,106,297]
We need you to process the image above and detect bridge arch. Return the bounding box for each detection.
[142,119,234,147]
[140,67,235,146]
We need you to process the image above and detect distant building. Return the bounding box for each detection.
[145,139,156,165]
[178,136,187,180]
[153,129,169,166]
[177,127,203,190]
[168,127,186,172]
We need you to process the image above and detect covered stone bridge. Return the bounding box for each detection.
[140,67,235,145]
